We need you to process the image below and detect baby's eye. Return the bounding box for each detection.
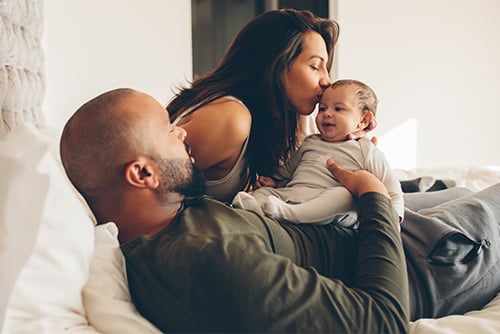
[335,107,343,112]
[318,105,327,112]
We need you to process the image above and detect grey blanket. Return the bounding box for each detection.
[402,184,500,320]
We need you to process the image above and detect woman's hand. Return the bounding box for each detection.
[326,159,389,198]
[255,175,277,189]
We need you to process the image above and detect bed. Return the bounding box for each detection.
[1,1,500,333]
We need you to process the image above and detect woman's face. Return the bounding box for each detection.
[282,31,331,116]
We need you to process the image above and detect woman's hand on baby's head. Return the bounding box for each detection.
[255,176,277,189]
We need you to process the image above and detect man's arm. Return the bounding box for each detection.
[194,161,409,332]
[195,195,409,333]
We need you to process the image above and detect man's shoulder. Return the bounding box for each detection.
[182,196,269,235]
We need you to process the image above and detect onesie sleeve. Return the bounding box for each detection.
[191,193,409,333]
[364,141,405,220]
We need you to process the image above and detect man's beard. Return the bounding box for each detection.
[156,158,207,198]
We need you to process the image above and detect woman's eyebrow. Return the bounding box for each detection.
[309,55,325,62]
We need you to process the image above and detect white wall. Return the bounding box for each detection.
[43,0,192,134]
[335,0,500,169]
[44,1,500,169]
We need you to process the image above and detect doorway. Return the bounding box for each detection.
[191,0,329,77]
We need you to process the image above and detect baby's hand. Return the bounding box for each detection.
[255,176,277,189]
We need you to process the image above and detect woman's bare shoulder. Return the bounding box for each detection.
[189,97,251,140]
[179,97,252,171]
[206,96,251,123]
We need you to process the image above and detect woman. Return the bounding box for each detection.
[167,9,374,203]
[164,9,500,322]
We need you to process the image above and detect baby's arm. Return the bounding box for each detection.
[364,142,405,222]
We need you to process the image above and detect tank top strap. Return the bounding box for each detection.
[170,96,244,126]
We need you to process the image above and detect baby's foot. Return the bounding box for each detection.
[261,195,285,220]
[231,192,263,214]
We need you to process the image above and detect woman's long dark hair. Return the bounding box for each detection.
[166,9,339,187]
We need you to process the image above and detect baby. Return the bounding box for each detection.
[232,79,404,226]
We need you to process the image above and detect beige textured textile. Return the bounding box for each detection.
[0,0,45,139]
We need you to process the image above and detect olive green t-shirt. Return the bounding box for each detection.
[122,193,409,333]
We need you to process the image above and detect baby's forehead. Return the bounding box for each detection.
[323,84,358,99]
[330,82,358,92]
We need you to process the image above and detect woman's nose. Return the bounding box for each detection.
[320,74,332,90]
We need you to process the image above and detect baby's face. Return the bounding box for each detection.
[316,85,365,142]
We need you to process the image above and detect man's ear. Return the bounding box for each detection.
[124,158,160,189]
[359,111,375,129]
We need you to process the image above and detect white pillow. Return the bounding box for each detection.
[82,222,162,333]
[409,291,500,333]
[0,124,98,333]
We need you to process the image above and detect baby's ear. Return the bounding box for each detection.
[359,111,375,129]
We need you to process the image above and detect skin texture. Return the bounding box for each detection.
[174,97,251,181]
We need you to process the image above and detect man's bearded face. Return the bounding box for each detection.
[156,158,207,199]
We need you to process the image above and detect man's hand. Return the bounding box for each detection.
[326,159,389,198]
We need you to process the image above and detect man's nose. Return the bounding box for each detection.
[175,126,187,140]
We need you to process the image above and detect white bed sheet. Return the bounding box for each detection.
[395,165,500,192]
[409,290,500,334]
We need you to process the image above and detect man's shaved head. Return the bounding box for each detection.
[60,88,154,201]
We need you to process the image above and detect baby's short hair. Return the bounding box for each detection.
[331,79,378,115]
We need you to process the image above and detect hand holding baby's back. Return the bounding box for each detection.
[326,159,389,198]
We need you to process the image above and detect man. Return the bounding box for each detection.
[60,88,408,333]
[60,88,500,333]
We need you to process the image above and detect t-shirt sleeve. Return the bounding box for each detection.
[191,193,409,333]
